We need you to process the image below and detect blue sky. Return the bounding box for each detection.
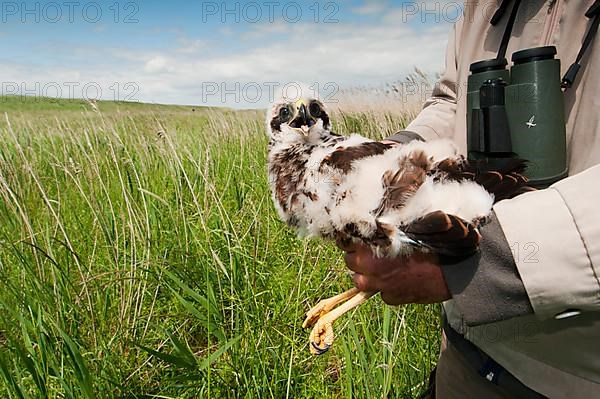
[1,0,461,108]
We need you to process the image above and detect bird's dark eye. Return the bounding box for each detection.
[308,102,321,117]
[279,106,292,122]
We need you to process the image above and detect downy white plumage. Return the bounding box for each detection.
[266,90,531,354]
[266,92,526,258]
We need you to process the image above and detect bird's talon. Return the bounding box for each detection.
[310,341,331,355]
[302,289,372,355]
[309,319,334,355]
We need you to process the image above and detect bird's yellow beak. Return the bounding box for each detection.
[289,100,313,136]
[295,99,308,108]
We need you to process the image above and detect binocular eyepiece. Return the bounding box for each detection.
[467,46,568,188]
[470,77,513,157]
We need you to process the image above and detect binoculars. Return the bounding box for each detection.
[467,46,568,188]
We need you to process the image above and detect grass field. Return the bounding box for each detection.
[0,95,440,398]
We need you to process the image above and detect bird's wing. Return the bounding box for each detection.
[403,157,534,257]
[320,141,393,173]
[434,157,535,202]
[403,210,481,258]
[372,150,429,216]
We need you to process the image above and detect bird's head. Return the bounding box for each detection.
[266,90,331,142]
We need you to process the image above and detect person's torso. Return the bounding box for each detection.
[450,0,599,175]
[445,1,600,397]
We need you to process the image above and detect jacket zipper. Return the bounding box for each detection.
[543,0,562,45]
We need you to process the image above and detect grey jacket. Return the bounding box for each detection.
[391,1,600,397]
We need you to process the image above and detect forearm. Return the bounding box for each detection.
[440,211,533,327]
[385,130,425,144]
[442,164,600,325]
[493,165,600,319]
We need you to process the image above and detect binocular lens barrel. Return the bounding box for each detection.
[466,46,568,187]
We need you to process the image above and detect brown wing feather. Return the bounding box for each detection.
[434,157,534,202]
[372,150,429,216]
[404,210,481,257]
[320,141,392,173]
[402,157,532,257]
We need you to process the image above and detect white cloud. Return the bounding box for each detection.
[144,56,170,73]
[1,17,453,108]
[218,26,235,36]
[175,38,209,54]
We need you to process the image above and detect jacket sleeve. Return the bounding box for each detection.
[492,164,600,320]
[395,19,462,141]
[440,211,534,327]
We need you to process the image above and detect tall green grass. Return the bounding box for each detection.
[0,96,439,398]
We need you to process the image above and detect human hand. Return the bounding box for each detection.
[336,239,451,305]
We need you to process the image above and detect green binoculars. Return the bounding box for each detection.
[467,46,568,188]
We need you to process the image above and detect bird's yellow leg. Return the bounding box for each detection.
[302,287,360,329]
[308,290,376,355]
